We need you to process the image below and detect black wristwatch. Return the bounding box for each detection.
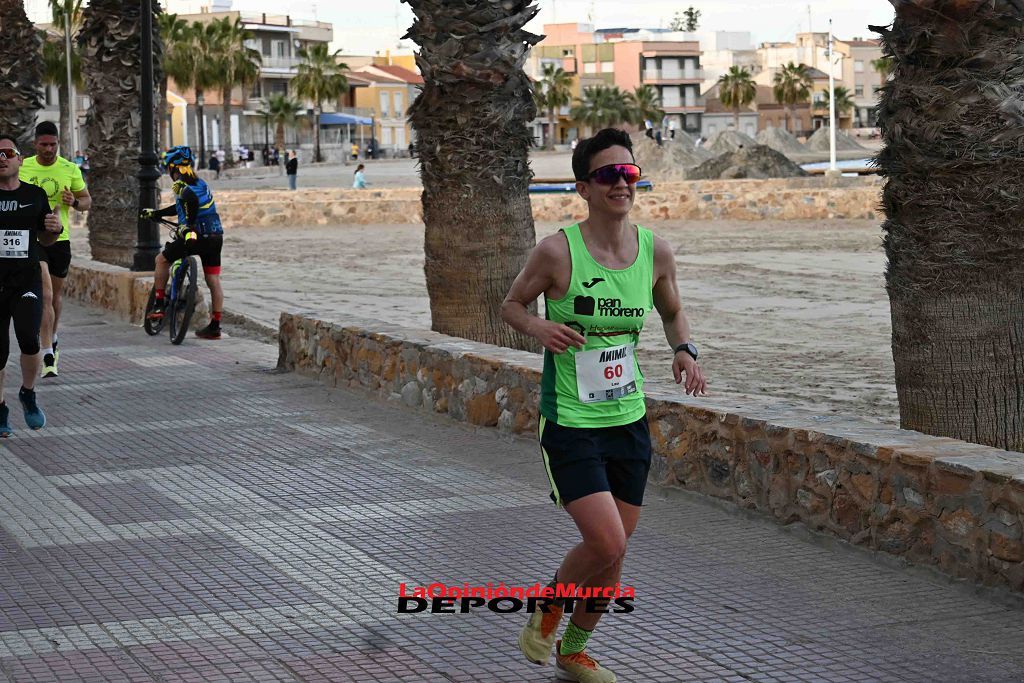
[674,342,698,361]
[72,198,79,209]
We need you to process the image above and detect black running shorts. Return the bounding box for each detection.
[538,415,653,507]
[43,241,72,278]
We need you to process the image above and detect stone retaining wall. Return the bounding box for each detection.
[278,312,1024,593]
[193,176,882,227]
[63,258,207,327]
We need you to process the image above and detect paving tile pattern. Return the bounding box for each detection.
[0,305,1022,682]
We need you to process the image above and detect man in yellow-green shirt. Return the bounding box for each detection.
[19,121,91,378]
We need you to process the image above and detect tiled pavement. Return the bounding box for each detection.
[1,305,1023,683]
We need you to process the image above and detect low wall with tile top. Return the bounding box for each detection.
[193,176,882,228]
[277,312,1024,593]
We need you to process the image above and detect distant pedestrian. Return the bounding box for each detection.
[286,151,298,191]
[208,153,220,179]
[81,155,90,181]
[216,148,226,169]
[261,146,269,167]
[353,164,367,189]
[247,148,255,169]
[570,138,578,151]
[272,148,280,167]
[351,142,359,161]
[644,119,654,139]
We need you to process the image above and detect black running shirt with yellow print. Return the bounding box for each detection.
[540,223,654,428]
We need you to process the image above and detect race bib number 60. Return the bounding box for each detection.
[575,343,638,404]
[0,230,29,259]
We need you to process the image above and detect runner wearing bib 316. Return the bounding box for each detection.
[502,128,708,683]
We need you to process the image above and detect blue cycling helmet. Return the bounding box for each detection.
[164,146,194,169]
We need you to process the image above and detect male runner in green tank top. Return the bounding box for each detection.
[502,128,708,683]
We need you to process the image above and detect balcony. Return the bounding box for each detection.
[642,69,704,83]
[260,56,301,71]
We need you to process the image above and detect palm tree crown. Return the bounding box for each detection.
[570,85,628,135]
[534,63,573,149]
[822,85,855,116]
[772,62,812,132]
[717,66,756,130]
[292,43,348,162]
[625,85,665,127]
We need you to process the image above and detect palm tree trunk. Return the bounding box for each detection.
[58,80,72,157]
[275,121,285,152]
[80,0,162,267]
[313,107,321,163]
[406,0,540,352]
[220,86,232,165]
[732,108,739,131]
[547,104,556,150]
[0,0,44,146]
[875,0,1024,451]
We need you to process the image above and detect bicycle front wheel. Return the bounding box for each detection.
[169,256,198,345]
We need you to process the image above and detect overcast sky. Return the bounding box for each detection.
[28,1,896,56]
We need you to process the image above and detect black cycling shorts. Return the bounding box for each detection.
[539,415,653,508]
[162,235,222,274]
[0,278,43,369]
[42,241,72,278]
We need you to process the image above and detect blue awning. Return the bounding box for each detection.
[319,113,373,126]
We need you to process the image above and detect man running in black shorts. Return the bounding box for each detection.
[141,146,225,339]
[0,133,63,435]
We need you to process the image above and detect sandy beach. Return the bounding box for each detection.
[207,216,896,425]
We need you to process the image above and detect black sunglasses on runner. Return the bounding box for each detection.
[587,163,642,185]
[0,147,20,160]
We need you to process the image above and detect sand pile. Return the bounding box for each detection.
[704,129,758,155]
[806,126,869,153]
[756,126,808,156]
[684,144,808,180]
[630,133,714,180]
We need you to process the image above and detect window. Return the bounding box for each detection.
[395,127,406,147]
[274,40,287,58]
[661,86,681,107]
[684,86,696,107]
[382,127,392,145]
[393,92,404,116]
[380,91,390,117]
[269,80,287,95]
[600,62,614,73]
[854,60,864,73]
[250,80,263,98]
[855,85,864,97]
[561,48,574,57]
[662,58,681,79]
[583,62,597,74]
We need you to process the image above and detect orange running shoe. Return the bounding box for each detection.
[517,602,564,665]
[553,640,617,682]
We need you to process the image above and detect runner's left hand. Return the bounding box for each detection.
[673,353,708,396]
[61,187,75,207]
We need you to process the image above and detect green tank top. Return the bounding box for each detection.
[541,223,654,428]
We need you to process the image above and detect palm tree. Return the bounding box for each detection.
[158,12,189,150]
[570,85,628,136]
[80,0,163,266]
[0,0,44,145]
[625,85,664,128]
[871,56,894,80]
[211,16,260,164]
[261,93,301,153]
[405,0,540,352]
[717,66,757,132]
[772,62,812,133]
[821,85,855,120]
[874,0,1024,450]
[44,0,83,155]
[533,63,572,150]
[292,43,348,163]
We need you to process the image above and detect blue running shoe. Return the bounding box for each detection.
[18,387,45,430]
[0,403,11,437]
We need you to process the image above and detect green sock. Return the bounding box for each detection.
[560,621,592,655]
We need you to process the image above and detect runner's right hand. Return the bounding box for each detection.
[534,320,586,354]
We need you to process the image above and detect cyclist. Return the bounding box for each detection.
[0,133,63,434]
[140,146,224,340]
[19,120,91,377]
[501,128,708,682]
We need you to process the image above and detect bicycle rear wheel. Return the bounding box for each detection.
[169,257,198,345]
[143,286,164,336]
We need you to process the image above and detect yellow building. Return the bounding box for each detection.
[352,63,423,157]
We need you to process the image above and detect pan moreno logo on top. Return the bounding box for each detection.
[574,295,646,318]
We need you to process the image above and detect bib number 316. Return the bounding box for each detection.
[575,343,638,404]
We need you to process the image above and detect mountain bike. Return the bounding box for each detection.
[143,217,197,345]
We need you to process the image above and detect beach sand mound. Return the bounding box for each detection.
[684,144,809,180]
[756,126,808,156]
[704,129,758,155]
[806,126,869,152]
[630,133,714,180]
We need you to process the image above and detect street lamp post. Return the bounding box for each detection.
[63,5,78,157]
[826,19,839,177]
[133,0,161,271]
